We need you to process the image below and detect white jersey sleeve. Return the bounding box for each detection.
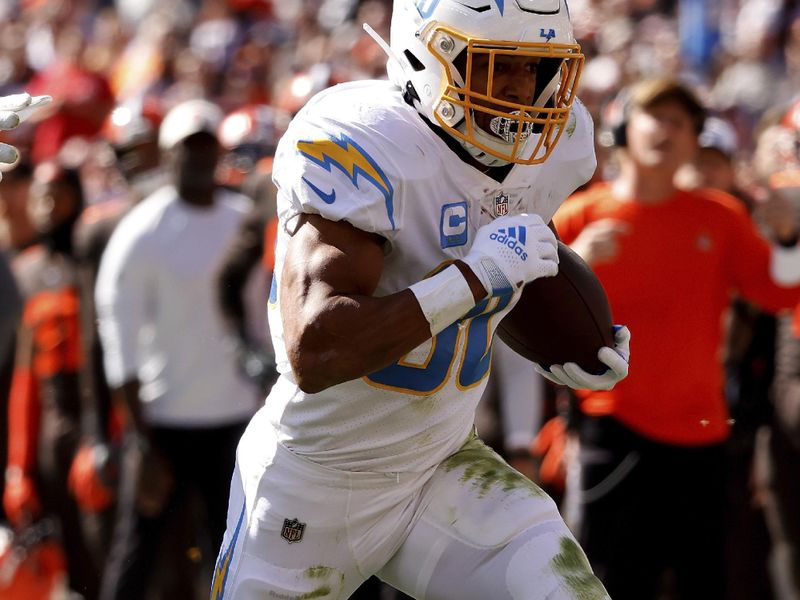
[95,200,158,387]
[273,92,406,242]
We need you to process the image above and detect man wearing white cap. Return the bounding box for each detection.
[675,116,742,197]
[95,98,259,600]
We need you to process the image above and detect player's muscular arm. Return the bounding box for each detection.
[283,214,485,393]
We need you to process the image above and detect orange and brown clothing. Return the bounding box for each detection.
[554,183,800,446]
[6,244,102,598]
[6,246,83,506]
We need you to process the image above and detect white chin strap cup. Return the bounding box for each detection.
[489,111,534,145]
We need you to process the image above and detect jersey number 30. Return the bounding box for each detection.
[364,293,513,395]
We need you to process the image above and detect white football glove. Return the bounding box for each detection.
[534,325,631,391]
[462,213,558,296]
[0,93,52,179]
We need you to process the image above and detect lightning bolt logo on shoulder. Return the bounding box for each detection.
[297,134,396,230]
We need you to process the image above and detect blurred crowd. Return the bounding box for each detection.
[0,0,799,598]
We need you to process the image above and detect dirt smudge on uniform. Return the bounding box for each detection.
[446,505,458,526]
[305,566,334,579]
[297,588,331,599]
[442,440,545,498]
[550,537,608,599]
[300,566,344,599]
[410,390,440,416]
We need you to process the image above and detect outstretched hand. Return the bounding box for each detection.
[0,93,52,176]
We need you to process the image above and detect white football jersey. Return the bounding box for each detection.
[266,79,595,473]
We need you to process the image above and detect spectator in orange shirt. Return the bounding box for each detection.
[552,78,800,600]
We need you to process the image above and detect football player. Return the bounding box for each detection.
[212,2,629,599]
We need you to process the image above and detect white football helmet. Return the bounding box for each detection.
[387,0,583,166]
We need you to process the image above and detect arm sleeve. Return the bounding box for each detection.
[94,222,152,387]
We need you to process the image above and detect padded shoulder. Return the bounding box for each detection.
[273,81,429,240]
[543,97,598,195]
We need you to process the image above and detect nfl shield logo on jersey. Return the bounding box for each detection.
[281,518,306,543]
[494,193,509,216]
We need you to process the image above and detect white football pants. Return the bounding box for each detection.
[211,407,609,600]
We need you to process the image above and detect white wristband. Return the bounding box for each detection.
[771,244,800,286]
[409,264,476,336]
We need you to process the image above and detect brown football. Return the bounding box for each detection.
[496,241,615,373]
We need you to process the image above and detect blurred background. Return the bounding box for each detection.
[2,0,796,244]
[0,0,799,599]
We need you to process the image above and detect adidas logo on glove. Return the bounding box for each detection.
[489,227,528,261]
